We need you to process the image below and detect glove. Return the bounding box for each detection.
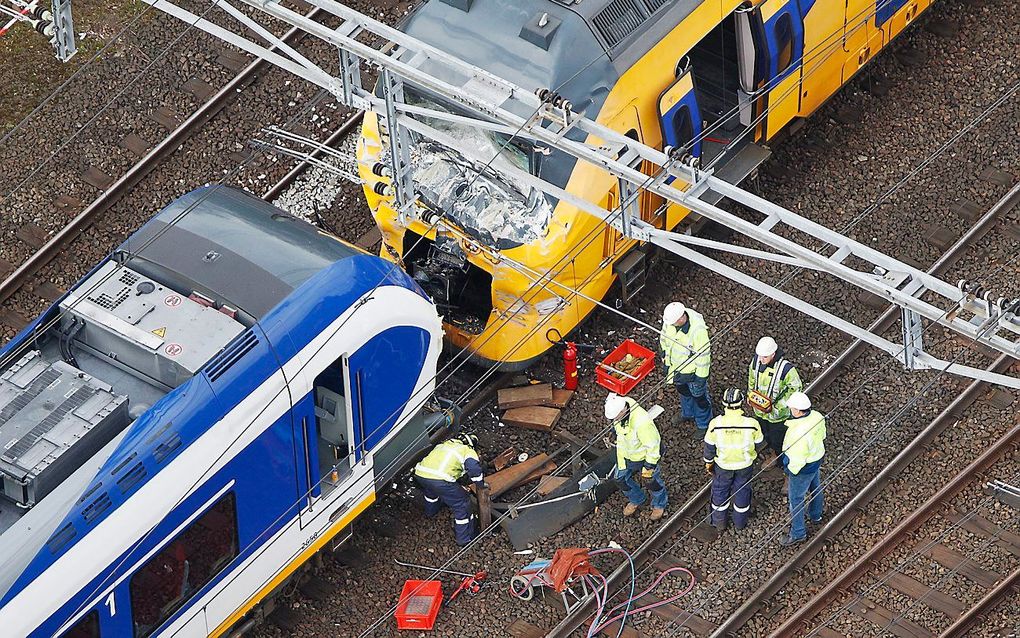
[641,467,656,487]
[704,462,713,475]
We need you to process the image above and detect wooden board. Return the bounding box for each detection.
[520,461,557,486]
[498,383,553,409]
[884,571,966,618]
[482,453,551,499]
[632,594,718,637]
[924,543,1003,589]
[944,510,1020,557]
[542,388,575,409]
[503,406,561,431]
[847,598,932,638]
[537,475,569,496]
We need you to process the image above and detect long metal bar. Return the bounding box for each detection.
[939,565,1020,637]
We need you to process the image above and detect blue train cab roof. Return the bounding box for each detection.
[122,185,360,319]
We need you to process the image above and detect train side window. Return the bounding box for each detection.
[129,494,238,638]
[62,612,100,638]
[671,105,694,146]
[774,13,794,75]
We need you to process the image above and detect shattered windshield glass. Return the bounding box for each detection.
[399,90,554,249]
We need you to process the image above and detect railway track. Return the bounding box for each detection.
[0,8,337,333]
[0,83,371,338]
[771,420,1020,638]
[545,183,1020,638]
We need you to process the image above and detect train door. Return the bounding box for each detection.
[657,65,703,161]
[842,0,884,82]
[760,0,805,138]
[298,353,358,527]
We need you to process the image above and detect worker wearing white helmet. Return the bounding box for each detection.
[747,336,803,459]
[779,391,826,547]
[659,301,713,430]
[605,393,668,521]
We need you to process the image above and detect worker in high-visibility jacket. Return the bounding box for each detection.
[605,393,668,521]
[779,392,826,546]
[704,389,766,531]
[659,301,713,430]
[747,336,803,459]
[414,434,485,546]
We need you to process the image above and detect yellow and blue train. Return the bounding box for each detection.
[358,0,931,368]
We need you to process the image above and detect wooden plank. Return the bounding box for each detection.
[943,510,1020,558]
[924,543,1003,589]
[477,484,491,530]
[599,619,641,638]
[491,447,516,471]
[481,453,550,499]
[151,106,181,130]
[537,475,569,497]
[82,166,114,190]
[507,619,546,638]
[652,554,704,581]
[0,308,29,331]
[542,388,574,409]
[632,594,718,637]
[520,461,557,486]
[813,628,845,638]
[884,571,966,617]
[16,223,47,249]
[847,598,933,638]
[503,406,561,431]
[498,383,553,409]
[119,133,151,157]
[0,257,13,278]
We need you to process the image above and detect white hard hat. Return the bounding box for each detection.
[662,302,686,325]
[788,391,811,411]
[604,393,627,420]
[756,336,778,358]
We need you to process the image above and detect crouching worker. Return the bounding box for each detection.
[704,389,766,531]
[605,393,668,521]
[414,433,485,546]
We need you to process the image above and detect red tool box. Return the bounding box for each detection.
[395,579,443,630]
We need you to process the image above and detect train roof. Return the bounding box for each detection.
[403,0,705,118]
[123,186,359,319]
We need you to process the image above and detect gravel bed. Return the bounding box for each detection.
[250,0,1020,637]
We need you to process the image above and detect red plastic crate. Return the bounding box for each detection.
[596,339,655,396]
[395,579,443,631]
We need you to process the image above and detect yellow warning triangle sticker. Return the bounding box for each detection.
[151,327,167,338]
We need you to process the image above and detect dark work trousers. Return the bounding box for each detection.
[673,372,713,429]
[756,416,787,456]
[710,466,753,529]
[416,476,477,546]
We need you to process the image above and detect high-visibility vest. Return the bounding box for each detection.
[747,355,802,422]
[783,410,826,475]
[704,409,764,471]
[614,398,661,470]
[660,309,711,382]
[414,440,479,482]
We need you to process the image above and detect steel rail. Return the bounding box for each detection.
[545,185,1020,638]
[261,109,365,200]
[770,416,1020,637]
[939,565,1020,637]
[0,9,323,308]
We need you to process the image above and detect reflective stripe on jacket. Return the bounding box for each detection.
[704,409,764,471]
[747,355,802,422]
[614,398,661,470]
[659,309,711,382]
[782,410,826,475]
[414,440,481,483]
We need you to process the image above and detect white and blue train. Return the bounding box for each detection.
[0,186,450,637]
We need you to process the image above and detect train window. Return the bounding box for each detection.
[671,105,694,146]
[62,612,100,638]
[774,13,794,75]
[129,493,238,637]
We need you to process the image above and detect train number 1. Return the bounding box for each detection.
[105,591,116,617]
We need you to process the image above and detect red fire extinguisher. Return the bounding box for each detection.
[563,341,579,390]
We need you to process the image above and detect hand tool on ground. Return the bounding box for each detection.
[448,570,488,602]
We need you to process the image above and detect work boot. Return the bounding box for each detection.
[623,502,640,517]
[650,508,665,521]
[713,518,727,532]
[779,534,805,547]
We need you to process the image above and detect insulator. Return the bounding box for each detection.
[535,88,550,102]
[372,182,389,196]
[371,162,390,177]
[34,19,50,35]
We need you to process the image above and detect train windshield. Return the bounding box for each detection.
[401,90,554,248]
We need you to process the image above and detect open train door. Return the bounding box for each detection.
[657,62,703,229]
